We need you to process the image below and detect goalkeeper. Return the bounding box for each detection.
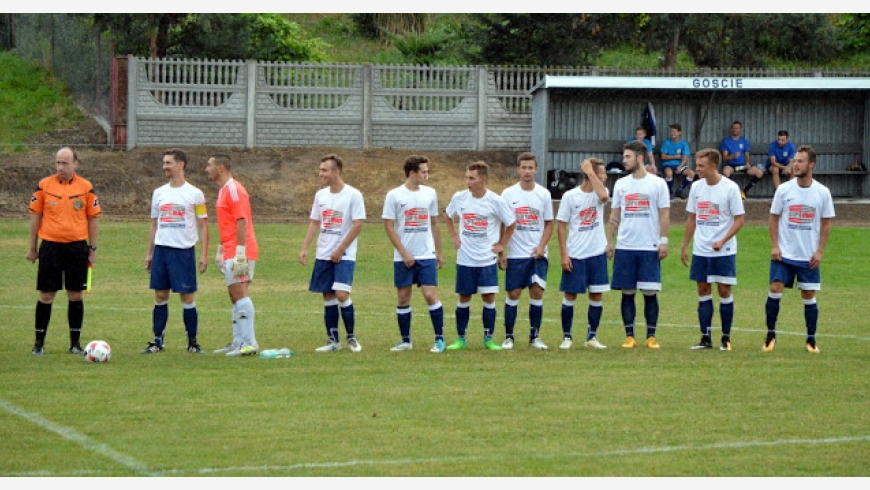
[205,154,261,357]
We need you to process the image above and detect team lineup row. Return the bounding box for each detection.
[26,143,833,357]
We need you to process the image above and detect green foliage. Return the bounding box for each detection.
[755,14,840,63]
[167,14,328,62]
[1,220,869,476]
[386,20,470,65]
[465,13,630,66]
[837,13,870,52]
[0,52,81,155]
[350,13,428,40]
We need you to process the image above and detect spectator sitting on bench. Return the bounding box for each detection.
[659,123,696,199]
[766,130,796,190]
[627,126,657,175]
[721,120,762,199]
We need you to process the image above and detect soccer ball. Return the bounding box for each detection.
[84,340,111,363]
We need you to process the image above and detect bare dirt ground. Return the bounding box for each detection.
[3,116,867,227]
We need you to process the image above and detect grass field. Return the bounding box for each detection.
[1,219,869,477]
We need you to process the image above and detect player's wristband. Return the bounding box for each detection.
[659,237,669,245]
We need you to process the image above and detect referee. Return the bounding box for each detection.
[27,147,102,356]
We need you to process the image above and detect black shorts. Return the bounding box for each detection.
[36,240,89,292]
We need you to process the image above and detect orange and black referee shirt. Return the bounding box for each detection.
[28,174,102,243]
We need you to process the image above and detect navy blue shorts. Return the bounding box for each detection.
[455,264,499,295]
[611,249,661,291]
[150,245,197,293]
[394,259,438,288]
[769,258,821,291]
[505,257,548,291]
[560,253,610,294]
[689,255,737,285]
[309,259,356,293]
[36,240,89,292]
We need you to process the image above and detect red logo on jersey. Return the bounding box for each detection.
[514,206,540,226]
[322,209,344,229]
[578,207,597,226]
[404,207,428,227]
[788,204,815,225]
[462,213,487,233]
[624,193,651,213]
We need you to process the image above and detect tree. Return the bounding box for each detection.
[464,13,628,66]
[351,14,428,39]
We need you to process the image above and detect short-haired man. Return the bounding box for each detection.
[627,126,657,175]
[27,147,101,356]
[499,152,554,350]
[764,145,834,353]
[557,158,610,350]
[382,155,446,353]
[142,148,209,354]
[720,120,762,199]
[680,148,745,351]
[300,154,366,353]
[766,130,796,190]
[205,154,261,357]
[606,141,671,349]
[443,161,516,351]
[659,123,696,199]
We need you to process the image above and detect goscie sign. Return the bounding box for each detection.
[692,78,744,89]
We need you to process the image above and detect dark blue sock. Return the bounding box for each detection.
[183,305,198,341]
[561,302,574,339]
[482,305,496,338]
[720,301,734,337]
[587,302,603,341]
[504,301,517,338]
[529,301,543,340]
[678,176,692,191]
[621,293,636,337]
[153,303,168,346]
[805,302,819,339]
[456,304,469,338]
[429,305,444,341]
[325,303,340,342]
[643,293,659,338]
[765,296,781,335]
[666,178,674,194]
[397,306,411,342]
[698,298,714,337]
[340,302,356,338]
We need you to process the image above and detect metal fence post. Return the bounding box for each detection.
[126,56,137,150]
[362,63,372,149]
[477,65,487,151]
[246,60,256,148]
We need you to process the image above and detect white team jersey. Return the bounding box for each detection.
[445,189,516,266]
[686,177,745,257]
[382,184,439,261]
[611,173,670,251]
[770,179,835,262]
[556,186,608,260]
[501,182,554,259]
[310,184,367,261]
[150,181,206,249]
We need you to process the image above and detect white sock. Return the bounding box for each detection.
[236,297,256,347]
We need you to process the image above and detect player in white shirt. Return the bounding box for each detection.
[142,149,209,354]
[443,161,516,351]
[299,154,366,353]
[499,152,554,350]
[764,145,835,354]
[680,149,745,352]
[606,140,671,349]
[557,158,610,350]
[382,155,446,353]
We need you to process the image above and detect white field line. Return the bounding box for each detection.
[0,397,157,477]
[2,304,868,341]
[3,434,868,476]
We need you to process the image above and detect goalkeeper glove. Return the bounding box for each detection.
[231,245,250,277]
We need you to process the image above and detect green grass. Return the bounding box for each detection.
[0,51,82,155]
[1,219,869,476]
